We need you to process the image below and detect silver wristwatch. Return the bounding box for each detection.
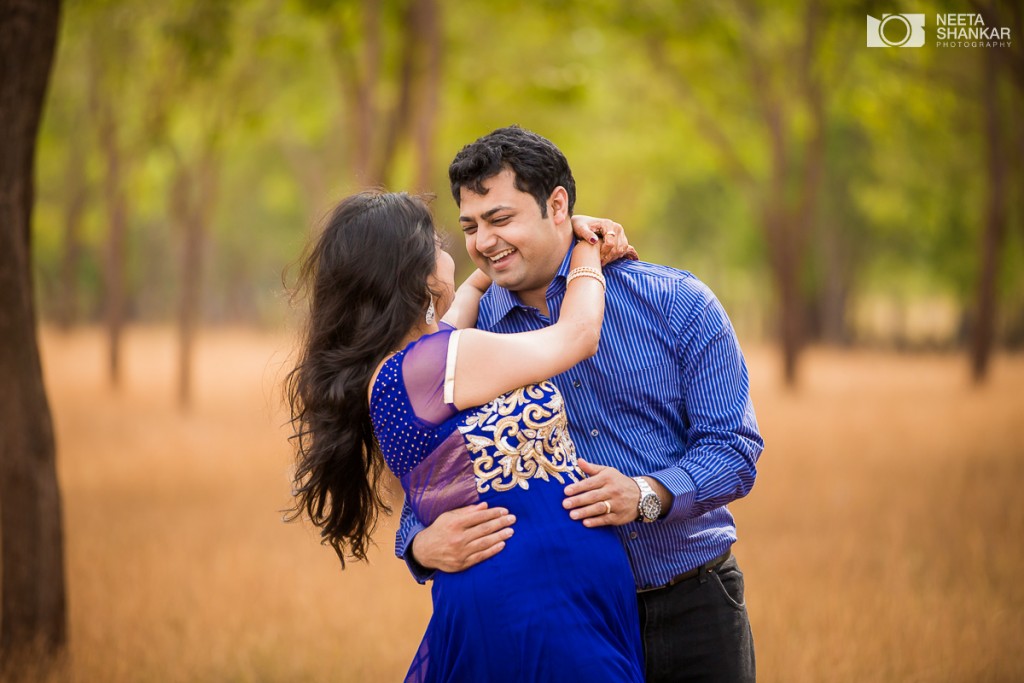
[633,476,662,523]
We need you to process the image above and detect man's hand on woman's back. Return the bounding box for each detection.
[410,502,516,573]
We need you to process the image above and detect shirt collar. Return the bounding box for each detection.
[553,239,576,282]
[478,241,576,329]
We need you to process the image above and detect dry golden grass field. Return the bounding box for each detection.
[16,327,1024,682]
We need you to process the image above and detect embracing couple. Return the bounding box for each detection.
[288,126,764,682]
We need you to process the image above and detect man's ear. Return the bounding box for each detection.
[548,186,569,225]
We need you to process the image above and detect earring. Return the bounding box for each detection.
[425,296,436,325]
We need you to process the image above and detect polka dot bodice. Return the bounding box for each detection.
[370,352,463,478]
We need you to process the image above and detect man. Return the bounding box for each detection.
[397,125,764,682]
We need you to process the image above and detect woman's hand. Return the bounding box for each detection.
[570,214,640,265]
[568,230,603,272]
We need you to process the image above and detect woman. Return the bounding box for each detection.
[287,191,643,682]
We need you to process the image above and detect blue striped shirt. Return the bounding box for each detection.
[396,243,764,589]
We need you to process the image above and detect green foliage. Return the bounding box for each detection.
[31,0,1024,341]
[162,0,234,78]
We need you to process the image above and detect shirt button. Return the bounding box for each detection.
[629,531,638,540]
[590,428,599,437]
[573,380,582,389]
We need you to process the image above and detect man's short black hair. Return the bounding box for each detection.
[448,125,576,217]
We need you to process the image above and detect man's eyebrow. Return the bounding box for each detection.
[460,205,514,223]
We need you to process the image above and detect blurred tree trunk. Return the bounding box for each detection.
[644,0,829,386]
[759,0,825,384]
[975,0,1023,90]
[818,219,852,345]
[326,0,380,184]
[57,132,87,330]
[323,0,438,189]
[0,0,68,664]
[412,0,441,193]
[373,0,417,186]
[970,35,1009,382]
[354,0,380,183]
[153,2,235,408]
[171,153,219,409]
[92,80,128,388]
[171,165,198,408]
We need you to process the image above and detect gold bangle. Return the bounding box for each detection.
[569,266,602,276]
[568,267,603,281]
[566,268,606,291]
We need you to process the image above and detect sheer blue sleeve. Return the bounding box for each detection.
[401,323,460,426]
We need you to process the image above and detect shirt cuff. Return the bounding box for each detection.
[398,522,436,585]
[649,466,697,524]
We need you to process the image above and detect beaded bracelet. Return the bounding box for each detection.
[566,267,606,291]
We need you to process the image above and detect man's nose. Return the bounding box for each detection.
[475,223,498,252]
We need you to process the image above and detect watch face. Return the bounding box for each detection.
[640,494,661,521]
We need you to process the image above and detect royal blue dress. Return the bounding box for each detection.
[370,324,643,683]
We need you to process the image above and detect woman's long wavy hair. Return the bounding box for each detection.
[285,191,438,566]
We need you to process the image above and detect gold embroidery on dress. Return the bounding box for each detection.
[459,381,584,493]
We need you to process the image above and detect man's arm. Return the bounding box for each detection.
[396,497,433,583]
[646,293,762,523]
[396,496,517,581]
[563,284,763,526]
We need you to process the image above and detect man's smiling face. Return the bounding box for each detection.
[458,168,570,308]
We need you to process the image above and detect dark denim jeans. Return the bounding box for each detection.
[637,554,755,683]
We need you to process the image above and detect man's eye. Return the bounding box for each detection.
[493,216,509,224]
[462,226,477,235]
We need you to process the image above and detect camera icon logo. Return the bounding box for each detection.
[866,14,926,47]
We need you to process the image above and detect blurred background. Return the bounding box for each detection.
[33,0,1024,370]
[7,0,1024,680]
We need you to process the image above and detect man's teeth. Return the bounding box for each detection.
[490,248,516,262]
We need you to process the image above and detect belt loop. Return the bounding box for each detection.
[696,548,730,584]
